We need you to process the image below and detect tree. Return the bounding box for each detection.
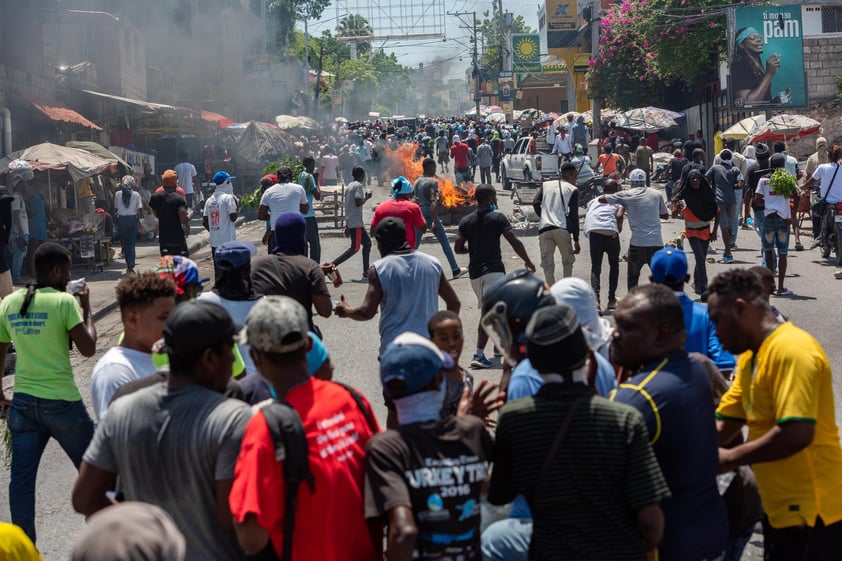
[264,0,331,56]
[586,0,725,109]
[336,14,374,55]
[479,11,535,72]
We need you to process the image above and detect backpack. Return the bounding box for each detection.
[256,383,377,561]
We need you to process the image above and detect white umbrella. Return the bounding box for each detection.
[720,115,766,140]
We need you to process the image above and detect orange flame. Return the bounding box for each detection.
[382,144,476,208]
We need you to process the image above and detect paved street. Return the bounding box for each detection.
[1,178,838,559]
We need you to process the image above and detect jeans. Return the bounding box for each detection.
[10,233,29,281]
[455,167,470,184]
[589,232,620,301]
[417,213,460,273]
[732,189,742,243]
[331,227,371,274]
[762,515,842,561]
[8,393,95,543]
[480,166,492,184]
[117,215,138,269]
[305,216,321,263]
[754,210,777,269]
[627,245,661,290]
[688,236,710,294]
[481,518,532,561]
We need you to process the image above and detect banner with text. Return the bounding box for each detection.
[728,5,806,109]
[512,34,542,72]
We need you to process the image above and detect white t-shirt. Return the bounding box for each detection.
[259,183,308,218]
[584,199,621,237]
[10,193,29,236]
[319,154,339,181]
[173,162,197,194]
[90,346,156,421]
[756,177,792,219]
[203,191,238,247]
[113,190,143,216]
[197,292,261,376]
[812,162,842,204]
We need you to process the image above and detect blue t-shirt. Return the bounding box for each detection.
[677,292,735,371]
[505,356,618,519]
[611,351,728,561]
[26,194,48,241]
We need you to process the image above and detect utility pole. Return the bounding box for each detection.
[304,16,310,114]
[590,0,602,139]
[497,0,504,73]
[448,10,481,118]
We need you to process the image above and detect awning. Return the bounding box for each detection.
[80,89,178,112]
[200,110,234,128]
[31,100,102,130]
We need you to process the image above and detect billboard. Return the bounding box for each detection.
[512,34,542,72]
[498,76,514,101]
[728,5,806,109]
[547,0,577,31]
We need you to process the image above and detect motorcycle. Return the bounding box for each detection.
[577,176,603,208]
[819,202,842,266]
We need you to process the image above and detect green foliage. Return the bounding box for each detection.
[242,157,305,209]
[769,168,798,198]
[479,11,535,72]
[586,0,726,109]
[337,13,374,54]
[265,0,331,56]
[835,74,842,100]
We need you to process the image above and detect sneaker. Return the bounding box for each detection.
[718,255,734,264]
[795,242,804,251]
[708,245,719,255]
[810,237,822,249]
[775,288,793,297]
[470,353,493,369]
[451,267,467,280]
[606,298,618,310]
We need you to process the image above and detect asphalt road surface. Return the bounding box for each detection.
[2,178,838,560]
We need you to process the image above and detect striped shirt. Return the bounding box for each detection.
[489,383,670,561]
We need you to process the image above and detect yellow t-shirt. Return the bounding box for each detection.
[716,322,842,528]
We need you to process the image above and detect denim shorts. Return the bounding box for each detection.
[762,213,790,254]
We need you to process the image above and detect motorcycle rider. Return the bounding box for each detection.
[570,144,595,190]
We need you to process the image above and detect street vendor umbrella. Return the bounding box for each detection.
[487,113,507,125]
[746,114,821,143]
[0,142,112,182]
[487,105,503,113]
[720,115,766,141]
[234,121,295,165]
[580,109,618,126]
[552,111,581,129]
[615,106,682,132]
[65,141,133,173]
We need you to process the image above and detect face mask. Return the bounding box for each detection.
[489,204,497,212]
[392,382,447,425]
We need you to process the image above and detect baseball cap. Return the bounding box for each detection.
[239,296,310,354]
[650,247,688,284]
[162,170,178,187]
[155,255,210,295]
[214,241,256,272]
[817,136,828,148]
[525,304,589,373]
[163,300,237,356]
[629,168,646,185]
[391,176,413,197]
[212,171,236,185]
[453,135,461,143]
[380,332,455,399]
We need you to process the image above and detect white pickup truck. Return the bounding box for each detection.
[500,136,559,204]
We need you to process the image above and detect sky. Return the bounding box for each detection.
[305,0,542,79]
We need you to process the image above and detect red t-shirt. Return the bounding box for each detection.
[229,379,381,561]
[155,185,187,196]
[450,142,471,168]
[371,198,427,248]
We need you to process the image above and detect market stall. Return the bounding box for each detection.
[0,143,115,273]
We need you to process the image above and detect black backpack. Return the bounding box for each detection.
[251,383,377,561]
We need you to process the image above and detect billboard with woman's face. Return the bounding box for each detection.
[728,6,806,110]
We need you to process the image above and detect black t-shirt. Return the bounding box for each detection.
[683,139,702,160]
[364,415,493,561]
[250,253,330,327]
[669,157,688,181]
[458,209,512,279]
[149,191,187,247]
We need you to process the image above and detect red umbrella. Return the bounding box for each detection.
[746,114,821,143]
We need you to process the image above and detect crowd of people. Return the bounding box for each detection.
[1,112,841,561]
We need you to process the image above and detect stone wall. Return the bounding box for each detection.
[804,37,842,102]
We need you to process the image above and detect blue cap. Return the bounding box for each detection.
[306,331,329,375]
[650,247,688,284]
[212,171,236,185]
[214,241,256,272]
[391,176,413,198]
[380,332,454,398]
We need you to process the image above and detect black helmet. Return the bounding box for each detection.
[480,269,554,365]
